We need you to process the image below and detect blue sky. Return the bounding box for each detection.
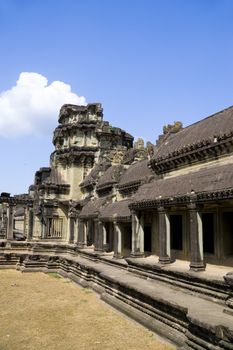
[1,0,233,194]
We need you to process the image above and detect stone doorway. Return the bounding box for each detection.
[170,214,183,251]
[202,213,215,254]
[144,225,152,253]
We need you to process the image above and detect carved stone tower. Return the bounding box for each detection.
[51,103,133,199]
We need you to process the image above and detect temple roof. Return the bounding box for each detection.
[99,199,131,221]
[80,161,111,189]
[97,165,124,190]
[119,159,154,190]
[150,106,233,173]
[80,166,100,189]
[79,196,111,218]
[132,162,233,208]
[155,106,233,159]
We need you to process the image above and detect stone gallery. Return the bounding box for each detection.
[1,103,233,349]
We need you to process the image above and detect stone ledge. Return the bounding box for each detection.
[1,248,233,349]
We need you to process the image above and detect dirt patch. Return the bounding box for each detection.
[0,270,175,350]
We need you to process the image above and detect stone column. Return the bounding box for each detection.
[74,219,78,244]
[68,216,75,244]
[68,205,78,244]
[83,220,88,247]
[158,206,171,264]
[103,223,108,250]
[77,218,86,248]
[6,203,14,241]
[113,220,123,259]
[27,208,34,241]
[131,210,144,257]
[93,219,98,248]
[188,203,205,271]
[23,206,27,236]
[94,220,104,252]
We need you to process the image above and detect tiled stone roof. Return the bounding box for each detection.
[99,199,132,221]
[150,106,233,174]
[79,197,110,218]
[119,160,154,189]
[80,162,111,188]
[132,162,233,207]
[154,106,233,160]
[97,165,124,189]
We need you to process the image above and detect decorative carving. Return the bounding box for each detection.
[134,138,144,150]
[146,142,154,159]
[68,202,79,219]
[163,121,183,135]
[112,149,125,165]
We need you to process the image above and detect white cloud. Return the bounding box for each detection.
[0,72,87,137]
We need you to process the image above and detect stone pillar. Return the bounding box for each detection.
[131,210,144,257]
[93,219,98,248]
[113,220,123,259]
[94,220,104,252]
[188,203,205,271]
[77,218,86,248]
[68,205,78,244]
[27,208,34,241]
[83,220,88,247]
[23,206,27,236]
[103,223,108,250]
[68,216,75,244]
[6,203,14,241]
[158,206,171,264]
[74,219,78,244]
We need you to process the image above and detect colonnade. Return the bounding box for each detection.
[3,201,206,272]
[70,202,206,272]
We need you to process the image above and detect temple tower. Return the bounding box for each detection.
[51,103,133,199]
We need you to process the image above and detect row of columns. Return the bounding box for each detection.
[73,203,205,272]
[7,202,205,271]
[142,204,203,271]
[72,218,107,251]
[3,201,204,272]
[157,204,205,271]
[130,206,205,271]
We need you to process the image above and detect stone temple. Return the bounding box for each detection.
[1,103,233,349]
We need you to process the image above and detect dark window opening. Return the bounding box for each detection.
[170,215,183,250]
[222,212,233,256]
[144,225,152,252]
[202,213,215,254]
[105,222,110,244]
